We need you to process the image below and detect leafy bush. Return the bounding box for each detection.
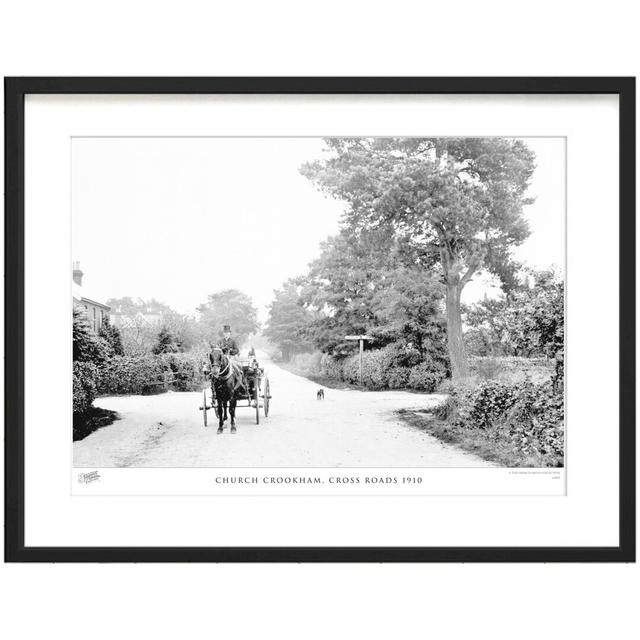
[152,326,181,355]
[97,353,205,395]
[464,382,519,429]
[282,346,448,392]
[157,352,204,391]
[73,361,100,416]
[323,344,448,391]
[407,361,447,392]
[463,268,564,358]
[98,316,124,356]
[387,367,411,389]
[432,380,564,466]
[432,394,458,421]
[342,348,391,388]
[97,355,164,395]
[503,382,564,463]
[73,306,110,364]
[73,307,109,428]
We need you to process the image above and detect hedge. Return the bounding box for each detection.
[318,345,448,392]
[97,353,205,396]
[433,380,564,466]
[73,361,100,415]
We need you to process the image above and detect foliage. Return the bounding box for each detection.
[106,296,174,316]
[341,347,397,389]
[369,269,448,361]
[159,310,203,351]
[299,228,398,356]
[157,352,205,391]
[432,380,564,466]
[406,361,448,392]
[501,269,564,358]
[73,406,119,442]
[197,289,259,346]
[264,278,315,360]
[463,297,510,356]
[106,297,202,356]
[283,345,448,392]
[464,268,564,358]
[73,306,110,364]
[117,316,161,356]
[98,315,124,356]
[301,137,536,379]
[298,225,448,362]
[152,325,180,354]
[97,355,166,395]
[73,361,100,415]
[97,353,205,395]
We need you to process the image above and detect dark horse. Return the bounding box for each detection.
[209,347,245,434]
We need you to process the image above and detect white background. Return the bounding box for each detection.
[1,2,638,639]
[27,94,602,543]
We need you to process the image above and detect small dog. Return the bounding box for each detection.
[317,388,325,400]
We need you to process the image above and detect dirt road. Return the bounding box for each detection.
[74,355,490,468]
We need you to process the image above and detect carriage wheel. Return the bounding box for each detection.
[263,377,270,417]
[202,389,208,427]
[254,382,260,425]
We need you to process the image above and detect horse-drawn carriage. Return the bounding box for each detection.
[200,349,271,432]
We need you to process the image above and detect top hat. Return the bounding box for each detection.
[223,325,231,332]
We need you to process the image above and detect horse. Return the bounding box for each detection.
[209,347,245,434]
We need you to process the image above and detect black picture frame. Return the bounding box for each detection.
[4,77,635,563]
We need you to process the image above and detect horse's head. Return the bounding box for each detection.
[210,347,225,377]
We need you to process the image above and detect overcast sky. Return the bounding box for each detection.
[72,137,565,320]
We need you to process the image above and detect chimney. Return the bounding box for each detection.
[73,261,83,286]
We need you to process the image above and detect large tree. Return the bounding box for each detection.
[298,225,446,360]
[197,289,259,346]
[301,137,536,380]
[369,268,447,363]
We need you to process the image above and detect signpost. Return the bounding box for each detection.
[345,335,372,387]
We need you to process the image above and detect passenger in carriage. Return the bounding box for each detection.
[245,346,259,404]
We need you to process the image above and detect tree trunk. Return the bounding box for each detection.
[445,281,469,381]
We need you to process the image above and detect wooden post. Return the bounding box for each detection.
[344,335,372,388]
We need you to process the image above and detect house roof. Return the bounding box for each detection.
[73,282,110,310]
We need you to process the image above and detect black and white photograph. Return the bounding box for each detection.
[71,135,565,471]
[6,76,632,563]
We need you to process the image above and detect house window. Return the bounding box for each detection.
[93,307,97,332]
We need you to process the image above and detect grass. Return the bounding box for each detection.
[397,408,562,468]
[73,406,120,442]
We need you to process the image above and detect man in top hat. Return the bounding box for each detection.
[220,325,240,357]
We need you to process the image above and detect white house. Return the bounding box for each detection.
[72,262,110,332]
